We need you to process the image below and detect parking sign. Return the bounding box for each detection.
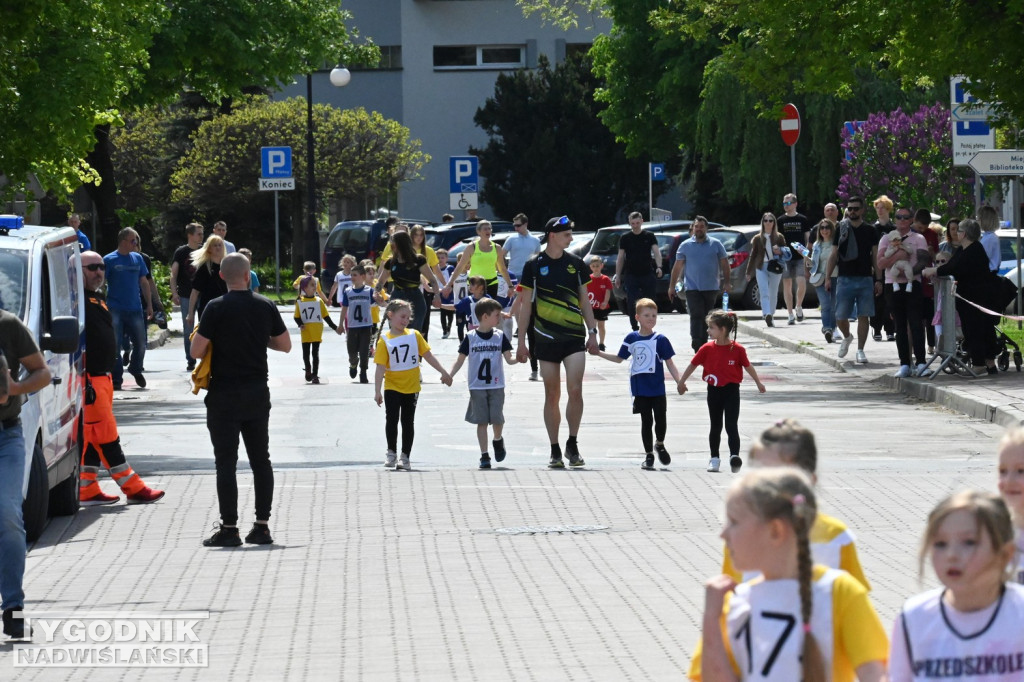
[261,147,292,178]
[449,156,479,210]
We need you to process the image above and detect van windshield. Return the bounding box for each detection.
[0,249,27,319]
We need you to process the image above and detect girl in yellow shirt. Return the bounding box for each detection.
[373,300,451,470]
[293,276,338,384]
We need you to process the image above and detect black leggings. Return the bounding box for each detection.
[302,341,321,376]
[634,395,667,453]
[384,390,418,455]
[440,309,454,335]
[421,292,434,340]
[706,383,741,458]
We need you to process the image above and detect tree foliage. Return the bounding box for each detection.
[470,55,659,229]
[838,103,973,220]
[0,0,164,196]
[168,96,427,265]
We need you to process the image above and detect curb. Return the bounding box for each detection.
[146,326,170,350]
[736,318,1024,427]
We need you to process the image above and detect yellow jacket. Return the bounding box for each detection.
[189,327,211,395]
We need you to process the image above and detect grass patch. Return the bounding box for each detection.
[999,319,1024,348]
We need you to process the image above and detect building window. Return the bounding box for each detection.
[350,45,402,71]
[434,45,525,70]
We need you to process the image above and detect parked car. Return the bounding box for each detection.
[995,228,1023,275]
[321,218,436,288]
[423,221,515,252]
[714,225,818,310]
[0,215,85,541]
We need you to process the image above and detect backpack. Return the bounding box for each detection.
[838,219,859,262]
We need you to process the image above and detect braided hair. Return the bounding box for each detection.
[732,468,826,682]
[705,308,738,344]
[755,419,818,474]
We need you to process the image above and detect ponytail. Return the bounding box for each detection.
[793,495,826,682]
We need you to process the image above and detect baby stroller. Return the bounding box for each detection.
[943,327,1023,375]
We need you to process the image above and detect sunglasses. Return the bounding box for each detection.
[847,206,863,211]
[783,201,794,206]
[555,216,570,226]
[763,219,775,223]
[896,214,912,220]
[84,263,106,272]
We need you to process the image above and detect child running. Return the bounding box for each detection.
[997,427,1024,584]
[329,254,356,306]
[447,298,518,469]
[294,276,337,384]
[374,299,452,470]
[679,309,766,473]
[586,255,613,351]
[592,298,681,470]
[722,418,870,589]
[340,265,373,384]
[690,467,888,682]
[889,490,1024,681]
[437,249,455,338]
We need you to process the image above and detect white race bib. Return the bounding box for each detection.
[298,300,322,324]
[628,336,659,375]
[383,333,419,371]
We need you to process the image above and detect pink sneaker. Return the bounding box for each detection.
[126,487,165,505]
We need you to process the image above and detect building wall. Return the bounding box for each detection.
[280,0,609,222]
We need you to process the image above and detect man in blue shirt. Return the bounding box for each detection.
[503,213,541,280]
[103,228,152,389]
[69,214,90,251]
[667,216,730,351]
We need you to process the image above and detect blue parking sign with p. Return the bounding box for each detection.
[650,163,666,181]
[450,156,479,193]
[261,147,292,179]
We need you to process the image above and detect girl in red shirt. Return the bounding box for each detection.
[679,310,766,474]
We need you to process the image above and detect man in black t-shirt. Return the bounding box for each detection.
[826,196,881,364]
[517,217,599,469]
[78,251,165,507]
[777,193,812,324]
[170,222,204,370]
[191,254,291,547]
[613,212,662,331]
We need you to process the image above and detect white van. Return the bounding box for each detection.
[0,215,84,541]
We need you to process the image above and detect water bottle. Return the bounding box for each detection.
[722,292,729,311]
[674,280,684,294]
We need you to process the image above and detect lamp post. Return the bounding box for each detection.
[305,66,351,264]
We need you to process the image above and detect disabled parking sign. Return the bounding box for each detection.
[449,156,479,210]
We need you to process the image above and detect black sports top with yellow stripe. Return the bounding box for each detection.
[520,251,588,343]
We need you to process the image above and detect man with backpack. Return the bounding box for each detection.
[825,196,881,364]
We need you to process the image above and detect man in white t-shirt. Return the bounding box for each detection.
[213,220,237,254]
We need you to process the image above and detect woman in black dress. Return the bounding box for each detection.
[374,231,439,333]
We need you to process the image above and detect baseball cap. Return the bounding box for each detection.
[541,215,572,243]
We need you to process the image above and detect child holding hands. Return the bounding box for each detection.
[678,309,766,473]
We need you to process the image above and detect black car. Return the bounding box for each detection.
[321,217,436,286]
[423,221,516,252]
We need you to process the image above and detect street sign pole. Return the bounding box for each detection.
[274,190,281,299]
[790,145,797,196]
[648,163,653,220]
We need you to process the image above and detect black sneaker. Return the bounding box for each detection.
[202,524,242,547]
[548,455,565,469]
[244,523,273,545]
[730,456,743,473]
[565,439,585,467]
[479,456,492,470]
[765,315,774,327]
[359,371,368,384]
[872,333,882,342]
[349,365,357,379]
[187,360,196,372]
[131,372,146,388]
[2,607,29,640]
[493,438,506,463]
[655,442,671,466]
[641,454,655,470]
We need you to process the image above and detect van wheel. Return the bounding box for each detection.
[22,441,47,542]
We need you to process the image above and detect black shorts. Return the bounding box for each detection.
[534,339,587,363]
[632,394,666,414]
[592,307,610,321]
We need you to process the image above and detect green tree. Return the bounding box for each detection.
[470,55,660,229]
[0,0,163,196]
[169,97,428,270]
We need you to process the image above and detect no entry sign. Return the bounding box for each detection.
[779,103,801,146]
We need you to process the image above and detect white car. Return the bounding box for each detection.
[0,215,84,541]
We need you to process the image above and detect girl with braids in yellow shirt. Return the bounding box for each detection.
[690,468,888,682]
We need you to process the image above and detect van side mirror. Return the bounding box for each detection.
[40,316,81,354]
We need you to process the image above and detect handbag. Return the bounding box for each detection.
[809,271,825,286]
[767,260,784,274]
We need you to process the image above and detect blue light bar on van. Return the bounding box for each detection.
[0,215,25,230]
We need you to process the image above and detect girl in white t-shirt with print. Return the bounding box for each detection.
[889,490,1024,681]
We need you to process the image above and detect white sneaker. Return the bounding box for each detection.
[895,365,911,378]
[529,371,539,382]
[905,281,912,292]
[915,363,928,377]
[838,336,853,358]
[396,455,410,470]
[384,450,397,468]
[706,457,721,473]
[856,349,868,364]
